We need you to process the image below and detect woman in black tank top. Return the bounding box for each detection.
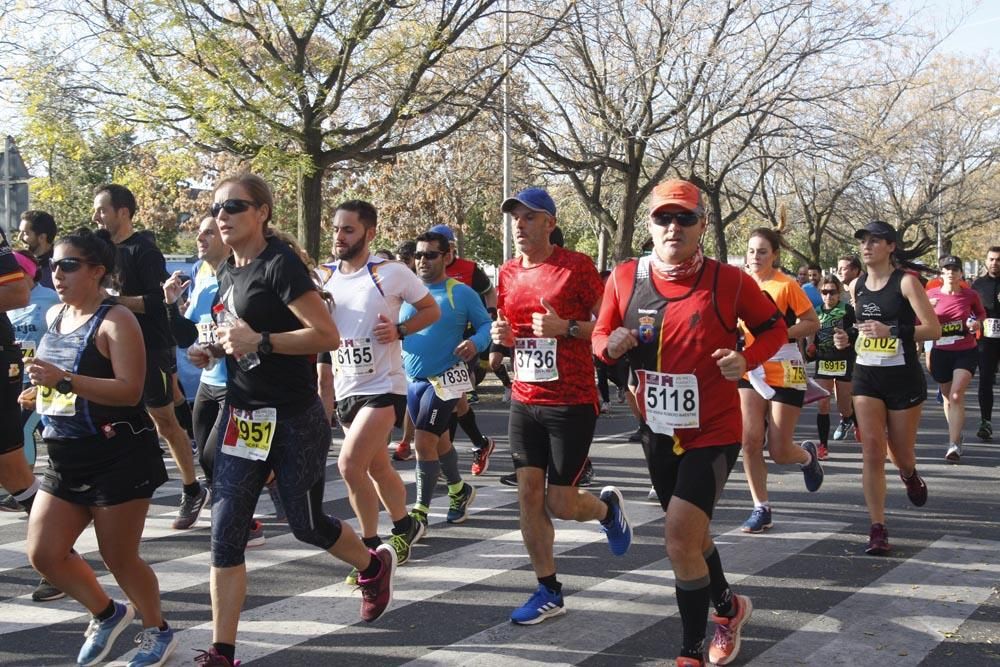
[20,228,174,665]
[834,221,940,557]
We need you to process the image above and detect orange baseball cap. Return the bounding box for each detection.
[649,179,704,216]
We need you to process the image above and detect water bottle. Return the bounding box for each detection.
[212,303,261,371]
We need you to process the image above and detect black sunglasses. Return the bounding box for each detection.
[211,199,256,217]
[50,257,98,273]
[820,289,838,295]
[413,251,443,260]
[652,212,700,227]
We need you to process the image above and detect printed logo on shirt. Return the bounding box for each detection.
[860,302,882,318]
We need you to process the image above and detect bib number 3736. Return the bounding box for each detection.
[222,407,277,461]
[514,338,558,382]
[642,371,699,435]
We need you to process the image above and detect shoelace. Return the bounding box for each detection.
[194,649,230,666]
[83,617,101,638]
[134,629,158,651]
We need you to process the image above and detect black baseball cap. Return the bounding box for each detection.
[939,255,962,270]
[853,220,898,244]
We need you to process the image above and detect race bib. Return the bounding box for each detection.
[196,322,217,345]
[818,359,847,377]
[984,318,1000,339]
[513,338,558,382]
[36,384,77,416]
[222,407,277,461]
[16,340,35,364]
[781,359,807,390]
[855,335,904,366]
[431,361,474,400]
[642,372,699,435]
[937,320,965,347]
[335,338,375,377]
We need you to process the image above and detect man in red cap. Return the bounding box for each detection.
[593,179,787,666]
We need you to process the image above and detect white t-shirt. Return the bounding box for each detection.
[323,256,429,399]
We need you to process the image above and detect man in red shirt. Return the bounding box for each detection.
[491,187,632,625]
[593,179,787,667]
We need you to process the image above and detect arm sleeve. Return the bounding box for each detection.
[135,245,169,312]
[593,266,628,364]
[165,302,199,348]
[737,272,788,369]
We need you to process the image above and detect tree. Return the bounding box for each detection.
[54,0,563,258]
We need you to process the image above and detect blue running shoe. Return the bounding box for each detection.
[127,625,177,667]
[800,440,824,492]
[446,483,476,524]
[741,506,773,534]
[599,486,632,556]
[510,583,565,625]
[77,600,134,666]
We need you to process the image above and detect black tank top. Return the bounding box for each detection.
[854,270,918,367]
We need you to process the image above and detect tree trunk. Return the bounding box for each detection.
[298,165,325,261]
[707,190,728,263]
[597,226,607,271]
[613,190,640,262]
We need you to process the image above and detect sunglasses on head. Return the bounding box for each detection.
[652,212,700,227]
[50,257,97,274]
[820,289,838,295]
[211,199,256,217]
[413,251,443,260]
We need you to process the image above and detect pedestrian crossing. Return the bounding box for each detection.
[2,432,999,666]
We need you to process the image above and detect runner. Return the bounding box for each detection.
[806,274,857,457]
[738,228,824,533]
[594,179,787,666]
[927,255,986,462]
[21,227,175,666]
[836,255,862,296]
[322,199,440,585]
[191,176,396,667]
[972,246,1000,441]
[492,186,631,625]
[401,230,491,528]
[91,184,206,530]
[833,220,940,555]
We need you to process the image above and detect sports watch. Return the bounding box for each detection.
[258,331,273,355]
[55,373,73,394]
[567,320,580,338]
[396,323,408,340]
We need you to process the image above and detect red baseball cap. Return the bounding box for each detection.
[649,179,704,216]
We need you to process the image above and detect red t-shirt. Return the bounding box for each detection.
[446,257,477,289]
[497,245,603,406]
[593,257,787,451]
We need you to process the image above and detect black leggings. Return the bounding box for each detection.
[979,339,1000,421]
[595,357,629,403]
[193,382,227,483]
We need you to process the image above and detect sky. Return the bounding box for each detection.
[920,0,1000,55]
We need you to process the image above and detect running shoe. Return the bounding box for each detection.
[599,486,632,556]
[817,443,829,460]
[674,658,705,667]
[578,459,595,487]
[32,577,66,602]
[358,544,397,622]
[193,647,241,666]
[945,443,962,463]
[647,486,658,500]
[77,601,134,667]
[865,523,891,555]
[616,386,627,403]
[499,471,518,487]
[900,468,928,507]
[799,440,824,492]
[467,391,479,404]
[470,437,496,476]
[388,517,426,565]
[935,388,943,404]
[741,506,773,534]
[0,493,23,512]
[410,507,428,532]
[392,440,414,462]
[446,483,476,524]
[246,519,266,548]
[976,419,992,441]
[600,401,611,414]
[502,387,512,403]
[265,479,286,521]
[126,625,177,667]
[510,583,565,625]
[709,594,753,665]
[172,486,208,530]
[832,419,850,441]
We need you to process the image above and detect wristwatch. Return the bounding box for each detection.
[888,325,899,338]
[55,372,73,394]
[258,331,273,355]
[396,323,408,340]
[567,320,580,338]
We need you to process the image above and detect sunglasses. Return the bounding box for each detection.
[211,199,256,217]
[652,212,700,227]
[413,251,443,260]
[50,257,98,273]
[820,289,839,295]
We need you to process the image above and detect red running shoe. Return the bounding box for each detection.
[392,441,413,462]
[709,594,753,665]
[675,657,705,667]
[900,468,927,507]
[865,522,891,555]
[470,437,496,476]
[194,647,241,666]
[817,443,829,460]
[358,544,397,622]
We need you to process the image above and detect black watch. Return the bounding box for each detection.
[55,373,73,394]
[888,325,899,338]
[258,331,273,355]
[396,323,408,340]
[567,319,580,338]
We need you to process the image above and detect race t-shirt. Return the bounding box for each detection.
[114,230,172,350]
[9,282,60,374]
[216,236,318,417]
[496,245,603,406]
[401,278,491,379]
[324,255,429,399]
[741,270,814,388]
[0,228,26,345]
[927,286,986,351]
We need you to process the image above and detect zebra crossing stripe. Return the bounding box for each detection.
[404,521,849,666]
[753,535,1000,666]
